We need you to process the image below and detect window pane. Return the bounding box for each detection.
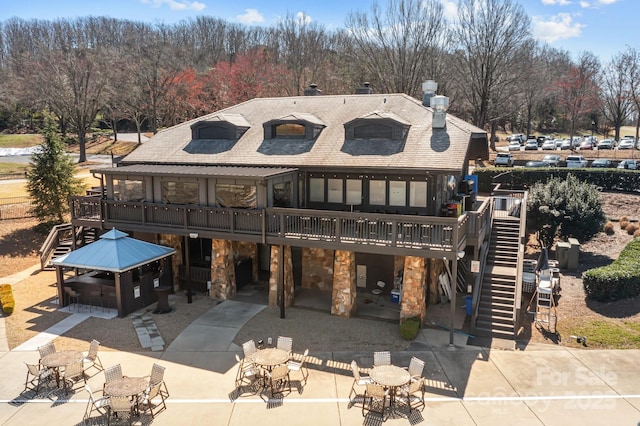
[389,181,406,206]
[215,184,256,208]
[409,181,427,207]
[369,180,386,205]
[275,123,305,136]
[346,179,362,205]
[327,178,343,203]
[113,179,145,202]
[161,181,199,204]
[273,182,292,207]
[309,178,324,202]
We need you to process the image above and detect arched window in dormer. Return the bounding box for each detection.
[353,123,393,140]
[344,112,410,141]
[274,123,306,137]
[196,125,230,139]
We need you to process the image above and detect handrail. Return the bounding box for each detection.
[513,190,528,328]
[470,198,493,328]
[39,223,73,270]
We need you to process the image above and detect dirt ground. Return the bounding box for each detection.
[0,191,638,351]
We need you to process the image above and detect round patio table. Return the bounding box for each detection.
[251,348,289,370]
[104,376,149,398]
[371,365,411,405]
[41,351,82,369]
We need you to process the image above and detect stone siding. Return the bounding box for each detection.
[210,239,236,300]
[400,256,427,324]
[331,250,356,317]
[158,234,182,292]
[269,245,294,307]
[301,247,334,290]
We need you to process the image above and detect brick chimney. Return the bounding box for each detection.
[355,82,373,94]
[304,83,322,96]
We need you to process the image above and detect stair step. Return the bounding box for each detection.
[478,307,513,318]
[476,319,515,332]
[474,326,515,338]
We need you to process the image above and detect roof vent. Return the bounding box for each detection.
[422,80,438,107]
[355,82,374,94]
[430,95,449,129]
[304,83,322,96]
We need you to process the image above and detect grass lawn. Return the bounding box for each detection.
[0,134,42,148]
[0,162,28,175]
[558,318,640,349]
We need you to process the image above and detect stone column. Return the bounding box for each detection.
[268,245,294,307]
[400,256,427,324]
[211,239,236,300]
[331,250,356,317]
[159,234,182,292]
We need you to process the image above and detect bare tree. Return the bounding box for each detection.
[449,0,532,132]
[344,0,446,97]
[624,48,640,140]
[600,51,633,142]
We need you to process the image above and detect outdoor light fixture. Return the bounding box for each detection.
[189,232,198,239]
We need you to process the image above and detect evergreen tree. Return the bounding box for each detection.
[526,174,606,248]
[26,115,83,224]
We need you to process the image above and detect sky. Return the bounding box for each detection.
[0,0,636,63]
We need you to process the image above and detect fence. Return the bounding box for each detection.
[0,197,33,220]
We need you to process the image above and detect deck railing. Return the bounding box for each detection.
[70,197,488,257]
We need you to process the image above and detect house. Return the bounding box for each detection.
[69,83,525,339]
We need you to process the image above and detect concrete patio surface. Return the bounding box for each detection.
[1,300,640,425]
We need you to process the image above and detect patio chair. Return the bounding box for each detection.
[83,383,110,424]
[276,336,293,354]
[37,342,56,365]
[234,353,261,393]
[349,360,373,401]
[287,348,309,385]
[139,379,168,418]
[373,351,391,367]
[82,339,104,374]
[266,364,291,396]
[400,377,425,413]
[107,396,135,426]
[103,364,123,390]
[362,383,388,420]
[242,339,257,358]
[148,363,169,399]
[407,356,425,381]
[24,362,54,395]
[61,359,87,393]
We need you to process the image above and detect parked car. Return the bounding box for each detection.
[560,139,573,150]
[553,139,565,149]
[597,139,614,150]
[618,139,635,150]
[617,159,638,170]
[507,134,525,144]
[541,139,556,150]
[565,155,588,168]
[494,153,515,167]
[537,135,553,147]
[524,140,539,150]
[579,140,593,150]
[525,160,547,168]
[508,140,521,151]
[542,154,561,167]
[590,159,613,168]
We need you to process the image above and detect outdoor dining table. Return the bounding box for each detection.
[250,347,290,371]
[41,350,83,387]
[104,376,150,414]
[370,364,411,406]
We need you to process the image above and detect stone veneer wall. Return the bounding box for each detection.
[210,239,236,300]
[158,234,182,292]
[269,245,294,307]
[400,256,427,324]
[232,241,259,282]
[331,250,356,317]
[301,247,334,290]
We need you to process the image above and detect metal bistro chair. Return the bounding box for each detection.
[349,360,373,401]
[107,396,135,426]
[61,359,87,394]
[37,342,56,365]
[64,287,83,311]
[287,348,309,385]
[83,383,110,424]
[103,364,123,391]
[362,383,388,420]
[400,377,425,413]
[148,363,169,399]
[266,364,291,397]
[407,356,425,381]
[276,336,293,355]
[242,340,257,359]
[234,353,261,394]
[373,351,391,367]
[24,362,54,395]
[83,339,104,374]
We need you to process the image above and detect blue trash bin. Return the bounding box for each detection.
[464,295,472,316]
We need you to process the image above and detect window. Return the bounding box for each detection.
[327,179,343,203]
[113,179,145,202]
[196,125,229,139]
[346,179,362,205]
[161,181,198,204]
[389,181,406,206]
[215,184,256,208]
[409,181,427,207]
[273,182,292,207]
[369,180,386,205]
[275,123,305,137]
[309,178,324,202]
[353,124,393,139]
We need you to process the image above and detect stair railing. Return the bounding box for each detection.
[39,223,73,270]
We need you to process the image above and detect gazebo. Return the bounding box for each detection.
[51,228,176,317]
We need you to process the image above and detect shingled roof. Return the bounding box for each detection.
[122,93,487,173]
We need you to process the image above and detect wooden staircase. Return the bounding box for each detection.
[40,225,98,270]
[475,217,521,338]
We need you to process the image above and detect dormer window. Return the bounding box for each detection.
[344,111,410,141]
[264,113,325,140]
[190,114,250,140]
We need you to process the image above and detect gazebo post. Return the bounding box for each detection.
[55,266,66,308]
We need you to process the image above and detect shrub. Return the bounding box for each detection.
[620,215,629,223]
[626,224,639,235]
[603,221,615,235]
[400,316,421,340]
[620,219,629,230]
[634,229,640,238]
[583,238,640,302]
[0,284,15,315]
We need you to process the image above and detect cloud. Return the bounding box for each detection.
[236,8,264,24]
[296,12,312,25]
[141,0,206,11]
[440,0,458,22]
[541,0,572,5]
[597,0,619,4]
[532,13,585,43]
[579,1,590,7]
